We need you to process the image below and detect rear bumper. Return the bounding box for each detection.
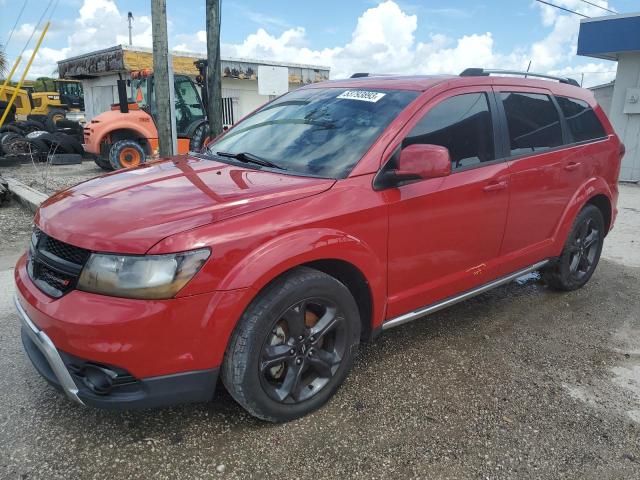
[17,294,219,409]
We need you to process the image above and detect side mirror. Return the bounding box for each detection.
[396,144,452,181]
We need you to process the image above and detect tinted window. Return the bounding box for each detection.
[209,88,418,178]
[174,76,205,136]
[556,96,606,143]
[500,92,563,155]
[404,93,495,170]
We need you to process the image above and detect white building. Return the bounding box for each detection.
[57,45,330,124]
[589,81,615,116]
[578,13,640,182]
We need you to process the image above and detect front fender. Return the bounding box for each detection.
[218,228,383,292]
[175,226,387,331]
[552,176,613,256]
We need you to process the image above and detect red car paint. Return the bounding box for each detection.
[15,75,621,393]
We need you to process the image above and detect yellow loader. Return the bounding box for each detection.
[0,85,67,130]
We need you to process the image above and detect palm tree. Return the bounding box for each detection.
[0,43,6,77]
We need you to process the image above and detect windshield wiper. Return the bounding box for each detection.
[216,151,286,170]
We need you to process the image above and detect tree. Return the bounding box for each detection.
[0,43,6,77]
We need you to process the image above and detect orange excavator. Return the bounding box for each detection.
[84,64,209,170]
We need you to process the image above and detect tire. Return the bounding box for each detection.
[54,119,82,132]
[45,109,66,132]
[50,132,84,155]
[0,124,24,135]
[542,204,605,291]
[189,122,208,152]
[108,139,146,169]
[222,267,361,422]
[26,114,48,125]
[17,120,46,134]
[2,136,48,159]
[25,130,48,139]
[0,132,21,154]
[37,133,72,154]
[94,157,114,171]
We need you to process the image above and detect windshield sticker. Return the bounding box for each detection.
[337,90,386,103]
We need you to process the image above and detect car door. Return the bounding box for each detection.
[384,87,511,319]
[494,87,581,274]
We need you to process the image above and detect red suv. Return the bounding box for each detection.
[15,69,623,421]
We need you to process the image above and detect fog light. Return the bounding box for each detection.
[82,365,117,395]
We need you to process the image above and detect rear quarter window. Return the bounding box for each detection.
[556,96,607,143]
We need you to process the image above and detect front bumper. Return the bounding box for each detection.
[15,294,84,404]
[16,294,219,409]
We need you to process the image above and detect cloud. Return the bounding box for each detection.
[14,0,153,78]
[20,0,616,87]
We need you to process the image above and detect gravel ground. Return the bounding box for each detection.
[0,160,105,195]
[0,201,32,270]
[0,184,638,479]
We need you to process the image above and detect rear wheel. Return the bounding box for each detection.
[222,267,361,422]
[542,204,605,291]
[108,139,146,169]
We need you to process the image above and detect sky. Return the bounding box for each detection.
[0,0,636,86]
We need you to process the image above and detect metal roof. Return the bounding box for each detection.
[57,45,330,81]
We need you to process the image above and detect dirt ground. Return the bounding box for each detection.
[0,182,638,480]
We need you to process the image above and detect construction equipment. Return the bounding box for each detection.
[84,67,209,170]
[28,78,85,111]
[0,85,68,128]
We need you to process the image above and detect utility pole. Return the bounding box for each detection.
[127,12,134,46]
[205,0,223,138]
[151,0,175,156]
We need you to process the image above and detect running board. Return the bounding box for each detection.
[381,260,550,331]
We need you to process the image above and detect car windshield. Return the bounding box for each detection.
[207,87,419,178]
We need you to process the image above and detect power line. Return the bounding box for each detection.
[16,0,55,58]
[577,0,618,14]
[4,0,28,49]
[534,0,590,18]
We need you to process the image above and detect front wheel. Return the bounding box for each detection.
[222,267,361,422]
[109,139,146,169]
[542,204,605,291]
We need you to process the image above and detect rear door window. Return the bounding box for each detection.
[556,96,607,143]
[500,92,563,156]
[404,92,495,170]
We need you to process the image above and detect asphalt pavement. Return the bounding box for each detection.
[0,185,639,480]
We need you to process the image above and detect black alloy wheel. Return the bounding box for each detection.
[222,267,360,422]
[259,298,347,404]
[567,216,600,282]
[542,204,605,291]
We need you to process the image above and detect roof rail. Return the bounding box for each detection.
[460,68,580,87]
[349,73,396,78]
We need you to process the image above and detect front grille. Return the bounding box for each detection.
[39,264,74,291]
[28,227,90,298]
[41,234,90,264]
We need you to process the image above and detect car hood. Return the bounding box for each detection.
[36,155,335,254]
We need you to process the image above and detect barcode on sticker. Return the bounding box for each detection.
[336,90,386,103]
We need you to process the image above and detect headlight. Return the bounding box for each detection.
[77,249,210,299]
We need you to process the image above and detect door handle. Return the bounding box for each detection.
[564,162,581,171]
[483,181,508,192]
